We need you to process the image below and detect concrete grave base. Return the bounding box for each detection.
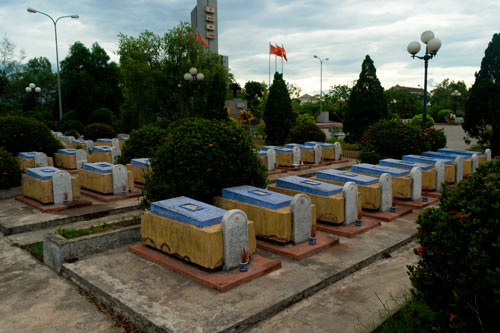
[129,243,281,292]
[423,191,441,198]
[267,169,288,176]
[80,188,142,202]
[275,164,312,172]
[361,206,413,222]
[316,218,381,238]
[15,196,92,213]
[256,233,338,260]
[394,196,439,208]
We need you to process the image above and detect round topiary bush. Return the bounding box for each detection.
[142,118,267,206]
[287,122,326,144]
[87,108,115,125]
[409,160,500,332]
[410,114,435,128]
[295,113,316,126]
[64,129,80,138]
[0,116,62,156]
[117,124,169,165]
[0,147,21,189]
[423,127,447,151]
[59,119,85,135]
[436,109,453,123]
[83,123,117,142]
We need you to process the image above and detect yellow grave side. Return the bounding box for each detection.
[54,153,77,169]
[354,172,412,199]
[322,147,335,160]
[21,174,80,204]
[276,151,293,166]
[88,151,113,164]
[126,164,151,184]
[79,169,134,194]
[301,150,315,163]
[444,164,456,183]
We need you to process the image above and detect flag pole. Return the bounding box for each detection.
[268,42,271,87]
[281,44,284,75]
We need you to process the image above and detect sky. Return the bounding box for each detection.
[1,0,499,95]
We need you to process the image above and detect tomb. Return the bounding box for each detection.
[126,158,151,184]
[54,148,88,170]
[88,145,120,164]
[51,130,62,138]
[379,158,444,192]
[402,154,458,184]
[79,162,135,196]
[57,135,75,147]
[69,139,94,153]
[16,151,52,171]
[255,150,269,170]
[305,141,335,160]
[285,144,315,164]
[262,146,293,167]
[117,134,129,149]
[437,148,484,170]
[422,152,467,179]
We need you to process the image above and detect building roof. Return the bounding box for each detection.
[389,85,424,94]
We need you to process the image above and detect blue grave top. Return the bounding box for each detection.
[130,158,150,167]
[256,150,267,156]
[275,147,293,153]
[402,154,452,165]
[305,141,333,148]
[285,143,313,150]
[379,158,432,171]
[57,148,77,156]
[222,185,292,209]
[17,152,37,159]
[276,176,342,196]
[437,148,481,157]
[58,135,68,140]
[422,151,463,160]
[316,169,378,185]
[351,163,410,177]
[261,146,279,151]
[70,139,86,144]
[119,137,129,141]
[26,166,59,180]
[118,133,129,138]
[91,146,112,152]
[82,162,113,174]
[96,138,112,143]
[151,196,227,228]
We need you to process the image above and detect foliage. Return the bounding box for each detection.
[385,88,420,119]
[21,242,43,261]
[59,119,84,135]
[436,109,453,123]
[408,161,500,332]
[61,110,77,122]
[298,101,320,118]
[243,81,266,118]
[295,113,316,126]
[254,122,266,140]
[64,129,80,138]
[288,122,326,144]
[410,114,435,128]
[83,123,117,142]
[238,109,255,125]
[142,118,267,206]
[429,79,468,118]
[344,55,387,142]
[263,72,295,145]
[0,116,62,156]
[117,124,169,165]
[0,147,21,189]
[422,127,447,151]
[463,33,500,154]
[87,108,115,125]
[323,84,351,122]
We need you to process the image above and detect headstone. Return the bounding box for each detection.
[471,154,478,172]
[67,136,76,141]
[342,182,358,225]
[60,141,68,148]
[34,152,48,167]
[111,146,121,164]
[52,170,72,205]
[111,138,120,150]
[334,142,342,160]
[434,161,444,192]
[485,149,492,162]
[351,163,410,177]
[313,144,322,164]
[292,146,300,165]
[75,149,87,169]
[221,209,249,271]
[437,149,480,172]
[455,156,463,183]
[410,167,422,201]
[112,164,129,195]
[85,140,94,154]
[290,194,311,244]
[379,173,392,212]
[266,149,276,171]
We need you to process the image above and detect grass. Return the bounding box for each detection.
[15,242,44,261]
[57,217,140,240]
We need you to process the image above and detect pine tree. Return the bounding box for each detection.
[263,72,295,145]
[463,33,500,154]
[343,55,387,143]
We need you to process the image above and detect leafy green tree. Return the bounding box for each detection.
[343,55,387,142]
[324,84,351,122]
[428,79,468,118]
[385,88,419,119]
[243,81,266,118]
[463,33,500,154]
[263,72,295,145]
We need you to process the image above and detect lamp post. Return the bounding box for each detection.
[25,82,41,109]
[183,67,204,117]
[27,8,79,121]
[407,31,441,128]
[390,99,397,115]
[451,89,462,115]
[313,55,329,116]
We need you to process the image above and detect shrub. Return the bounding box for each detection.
[295,113,316,126]
[0,116,62,156]
[436,109,453,123]
[410,114,435,128]
[409,161,500,332]
[87,108,115,125]
[142,118,267,206]
[61,110,77,122]
[59,119,85,135]
[117,124,169,165]
[64,129,80,138]
[83,123,117,142]
[151,118,171,129]
[288,122,326,144]
[423,127,446,151]
[0,147,21,189]
[254,122,266,139]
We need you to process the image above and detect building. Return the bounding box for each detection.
[389,85,425,95]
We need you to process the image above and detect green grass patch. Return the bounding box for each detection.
[374,297,437,333]
[57,218,140,240]
[21,242,44,261]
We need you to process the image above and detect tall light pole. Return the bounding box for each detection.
[184,67,204,117]
[27,8,79,121]
[407,30,441,128]
[313,55,329,116]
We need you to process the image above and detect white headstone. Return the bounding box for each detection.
[342,182,358,225]
[60,141,68,148]
[455,156,463,183]
[434,161,444,192]
[67,136,76,141]
[410,167,422,201]
[112,164,129,195]
[379,173,392,212]
[485,149,492,162]
[85,140,94,154]
[221,209,249,271]
[111,146,121,164]
[334,142,342,160]
[292,146,301,165]
[471,154,478,172]
[111,138,120,150]
[52,170,72,205]
[34,152,48,167]
[75,149,87,169]
[313,144,322,164]
[290,194,312,245]
[266,149,276,171]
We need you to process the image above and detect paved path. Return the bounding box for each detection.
[432,124,475,150]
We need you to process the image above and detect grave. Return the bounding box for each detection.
[271,147,294,167]
[422,151,469,179]
[126,158,151,184]
[79,162,137,201]
[437,148,483,170]
[305,141,335,160]
[117,134,129,149]
[379,158,443,192]
[57,135,75,147]
[255,150,268,170]
[69,139,93,153]
[88,146,120,164]
[132,197,280,291]
[54,148,87,170]
[285,144,315,164]
[16,152,52,171]
[402,154,458,184]
[259,148,286,174]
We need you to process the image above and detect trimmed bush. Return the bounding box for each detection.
[0,116,62,156]
[288,122,326,144]
[423,127,446,151]
[295,113,316,126]
[436,109,453,123]
[61,110,77,122]
[410,114,435,128]
[59,120,85,135]
[409,161,500,332]
[64,129,80,138]
[87,108,115,125]
[117,124,169,165]
[83,123,117,142]
[0,147,21,189]
[142,118,267,206]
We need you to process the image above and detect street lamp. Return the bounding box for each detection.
[407,30,441,128]
[390,99,397,115]
[184,67,204,116]
[27,8,79,121]
[25,82,41,93]
[313,55,329,116]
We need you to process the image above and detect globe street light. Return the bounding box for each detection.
[313,55,329,117]
[184,67,204,116]
[407,30,441,128]
[27,8,79,121]
[25,82,41,93]
[390,99,397,115]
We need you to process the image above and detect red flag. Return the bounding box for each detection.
[270,44,282,57]
[278,45,287,62]
[197,31,209,48]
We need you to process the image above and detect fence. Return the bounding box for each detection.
[342,150,361,159]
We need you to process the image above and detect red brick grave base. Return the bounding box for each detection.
[256,233,339,260]
[80,189,142,202]
[15,196,92,213]
[423,191,441,198]
[361,206,413,222]
[129,243,281,292]
[316,218,381,238]
[267,169,288,176]
[395,196,439,209]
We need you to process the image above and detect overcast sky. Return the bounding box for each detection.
[1,0,499,95]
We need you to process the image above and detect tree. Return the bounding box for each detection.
[385,88,419,119]
[463,33,500,154]
[343,55,387,143]
[243,81,266,118]
[324,84,351,122]
[263,72,295,145]
[428,79,468,118]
